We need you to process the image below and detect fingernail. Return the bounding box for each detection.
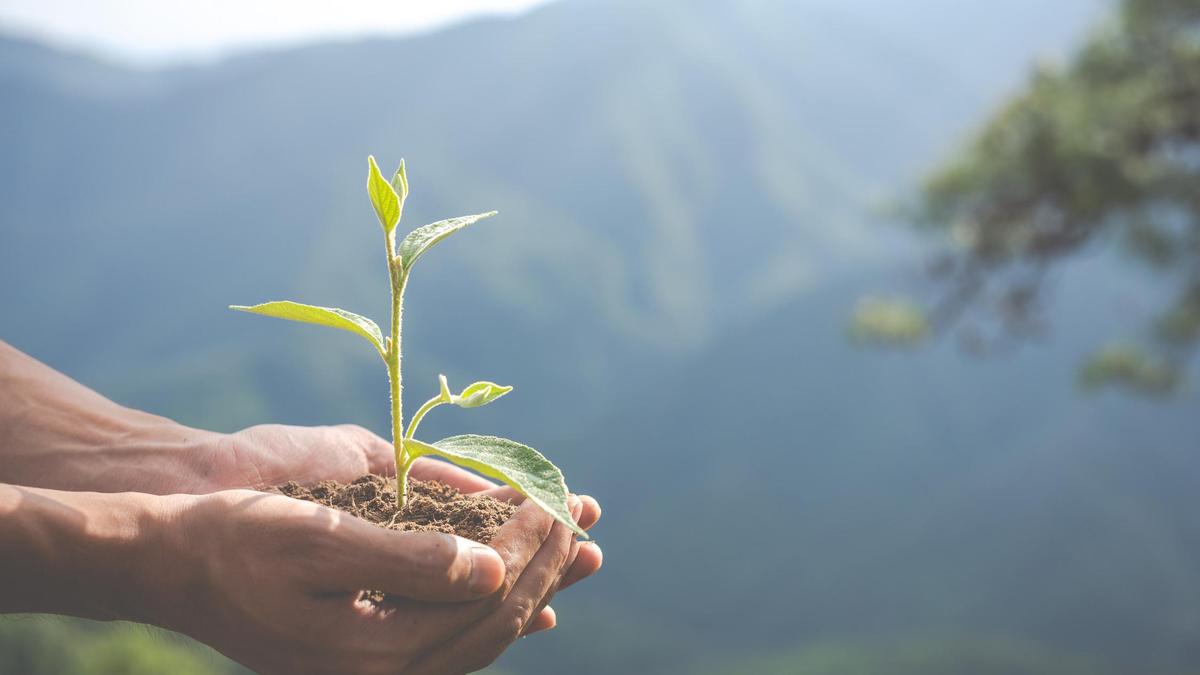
[468,545,504,595]
[569,496,582,520]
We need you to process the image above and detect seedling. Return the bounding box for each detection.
[231,156,585,537]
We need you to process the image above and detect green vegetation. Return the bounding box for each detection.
[896,0,1200,393]
[849,296,929,346]
[232,157,583,535]
[1079,342,1180,395]
[0,618,230,675]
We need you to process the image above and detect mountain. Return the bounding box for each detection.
[0,0,1102,436]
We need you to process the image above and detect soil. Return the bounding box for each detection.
[274,474,517,544]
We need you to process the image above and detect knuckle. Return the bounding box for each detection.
[499,600,535,643]
[499,617,527,647]
[282,508,336,544]
[550,539,572,570]
[476,606,528,659]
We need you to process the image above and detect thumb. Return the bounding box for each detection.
[325,525,505,602]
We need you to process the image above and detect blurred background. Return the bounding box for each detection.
[2,0,1199,672]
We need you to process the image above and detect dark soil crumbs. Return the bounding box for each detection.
[275,474,516,544]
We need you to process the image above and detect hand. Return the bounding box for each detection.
[154,488,591,675]
[408,454,604,614]
[202,424,604,637]
[199,422,396,491]
[203,424,604,605]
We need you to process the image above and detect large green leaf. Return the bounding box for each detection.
[230,301,385,358]
[367,155,402,235]
[406,435,586,538]
[397,211,497,272]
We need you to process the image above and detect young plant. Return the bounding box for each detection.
[230,156,585,537]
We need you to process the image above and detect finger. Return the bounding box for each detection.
[576,495,601,531]
[482,499,556,598]
[518,512,582,636]
[522,606,556,636]
[408,456,496,492]
[322,522,505,602]
[465,518,577,657]
[557,538,582,594]
[388,498,559,650]
[408,513,576,675]
[559,541,603,591]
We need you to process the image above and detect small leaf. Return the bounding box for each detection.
[367,155,402,235]
[455,381,513,408]
[406,435,586,538]
[390,159,409,204]
[230,301,385,358]
[398,211,497,272]
[439,374,512,408]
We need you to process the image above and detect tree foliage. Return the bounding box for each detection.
[904,0,1200,393]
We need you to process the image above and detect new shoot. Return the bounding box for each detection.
[231,156,585,537]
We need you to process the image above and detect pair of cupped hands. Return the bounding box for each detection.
[96,423,600,675]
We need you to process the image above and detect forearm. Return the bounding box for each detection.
[0,340,221,493]
[0,340,395,494]
[0,483,183,622]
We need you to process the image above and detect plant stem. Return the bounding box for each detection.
[406,395,444,441]
[388,259,408,508]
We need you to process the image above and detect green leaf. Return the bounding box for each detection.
[230,301,385,358]
[406,435,586,538]
[456,381,513,408]
[367,155,402,235]
[390,159,409,204]
[439,374,513,408]
[398,211,497,272]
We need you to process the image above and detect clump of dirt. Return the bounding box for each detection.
[275,474,516,544]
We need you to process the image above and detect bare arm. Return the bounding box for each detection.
[0,483,168,620]
[0,340,409,493]
[0,340,225,493]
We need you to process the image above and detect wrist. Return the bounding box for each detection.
[99,416,227,495]
[132,491,235,636]
[118,491,208,630]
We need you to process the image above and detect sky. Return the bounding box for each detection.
[0,0,556,65]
